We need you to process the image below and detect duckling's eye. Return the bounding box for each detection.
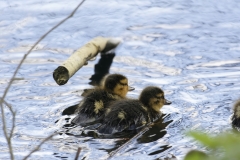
[156,95,164,99]
[119,82,128,86]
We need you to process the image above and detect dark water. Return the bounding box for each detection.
[1,0,240,159]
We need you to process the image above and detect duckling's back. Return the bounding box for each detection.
[97,99,150,134]
[71,88,122,126]
[147,108,163,122]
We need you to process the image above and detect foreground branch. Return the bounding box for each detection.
[0,0,86,105]
[2,100,16,140]
[0,100,15,160]
[74,147,82,160]
[22,133,57,160]
[107,124,151,159]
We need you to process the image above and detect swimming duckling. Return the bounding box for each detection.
[97,86,171,134]
[70,73,134,126]
[62,53,116,116]
[232,99,240,128]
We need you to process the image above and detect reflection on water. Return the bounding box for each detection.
[1,0,240,159]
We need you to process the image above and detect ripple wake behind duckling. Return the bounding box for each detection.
[70,74,134,126]
[97,86,171,134]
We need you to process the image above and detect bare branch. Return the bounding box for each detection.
[22,133,57,160]
[0,103,8,139]
[74,147,82,160]
[0,0,86,105]
[2,99,16,139]
[107,122,154,160]
[0,1,87,160]
[109,129,149,159]
[2,99,14,113]
[0,99,15,160]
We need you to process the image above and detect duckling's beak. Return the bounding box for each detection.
[128,86,135,91]
[164,99,172,105]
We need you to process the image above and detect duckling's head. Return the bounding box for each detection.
[102,74,134,98]
[139,86,171,112]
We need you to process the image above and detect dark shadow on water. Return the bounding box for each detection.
[137,114,173,144]
[68,114,172,140]
[98,138,133,153]
[61,114,173,157]
[148,145,172,155]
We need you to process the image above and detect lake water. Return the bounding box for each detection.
[1,0,240,159]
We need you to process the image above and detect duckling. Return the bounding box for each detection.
[70,73,134,126]
[232,99,240,128]
[97,86,171,134]
[62,53,116,116]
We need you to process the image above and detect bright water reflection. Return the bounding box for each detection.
[1,0,240,159]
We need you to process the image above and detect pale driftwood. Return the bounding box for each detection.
[62,37,119,78]
[53,37,121,85]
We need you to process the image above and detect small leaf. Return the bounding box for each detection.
[184,150,208,160]
[188,131,218,148]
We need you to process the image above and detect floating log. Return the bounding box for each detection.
[53,37,121,85]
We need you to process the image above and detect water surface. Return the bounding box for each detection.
[1,0,240,159]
